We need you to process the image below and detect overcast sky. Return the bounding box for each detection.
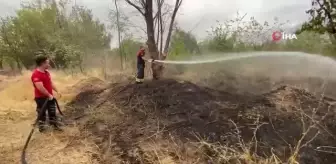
[0,0,311,46]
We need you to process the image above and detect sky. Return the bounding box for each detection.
[0,0,311,46]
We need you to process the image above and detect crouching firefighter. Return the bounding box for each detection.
[136,45,154,84]
[31,55,62,132]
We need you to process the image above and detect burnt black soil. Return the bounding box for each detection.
[65,78,336,164]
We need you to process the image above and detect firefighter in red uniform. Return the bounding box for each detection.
[31,55,62,132]
[136,45,154,83]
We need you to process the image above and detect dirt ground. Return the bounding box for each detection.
[0,71,99,164]
[1,67,336,164]
[63,76,336,164]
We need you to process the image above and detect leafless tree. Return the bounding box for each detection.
[114,0,124,70]
[124,0,183,79]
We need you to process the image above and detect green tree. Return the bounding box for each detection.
[120,38,143,61]
[169,28,200,59]
[299,0,336,40]
[0,0,111,71]
[202,14,290,53]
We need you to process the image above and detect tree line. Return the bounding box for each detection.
[111,0,336,79]
[0,0,335,76]
[0,0,111,71]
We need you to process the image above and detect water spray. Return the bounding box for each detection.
[153,51,336,65]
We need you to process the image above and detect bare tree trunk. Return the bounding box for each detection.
[163,0,183,58]
[52,0,63,29]
[15,56,22,72]
[155,18,160,47]
[114,0,123,70]
[101,54,107,79]
[155,7,160,46]
[156,0,164,59]
[79,63,84,73]
[159,13,164,58]
[143,0,160,79]
[125,0,183,79]
[0,55,3,70]
[155,0,164,58]
[9,60,15,71]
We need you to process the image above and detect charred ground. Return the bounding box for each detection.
[64,77,336,164]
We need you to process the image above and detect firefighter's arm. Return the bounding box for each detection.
[144,52,166,62]
[140,51,154,62]
[147,58,155,62]
[52,82,62,98]
[51,81,58,93]
[34,82,53,100]
[34,82,51,96]
[142,56,154,62]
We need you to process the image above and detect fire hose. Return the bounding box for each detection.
[21,98,63,164]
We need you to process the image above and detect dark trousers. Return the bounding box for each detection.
[35,98,57,126]
[136,64,145,80]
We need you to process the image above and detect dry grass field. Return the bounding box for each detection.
[0,65,335,164]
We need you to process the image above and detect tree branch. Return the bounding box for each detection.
[153,0,164,21]
[163,0,183,55]
[140,0,146,7]
[316,0,336,34]
[125,0,145,16]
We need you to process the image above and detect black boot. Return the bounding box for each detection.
[38,122,46,133]
[50,119,63,132]
[52,124,63,132]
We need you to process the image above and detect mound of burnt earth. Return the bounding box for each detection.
[63,77,109,119]
[65,79,336,164]
[71,77,107,91]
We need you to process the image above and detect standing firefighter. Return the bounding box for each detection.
[136,45,154,83]
[31,55,62,132]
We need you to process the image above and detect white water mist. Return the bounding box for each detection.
[154,51,336,66]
